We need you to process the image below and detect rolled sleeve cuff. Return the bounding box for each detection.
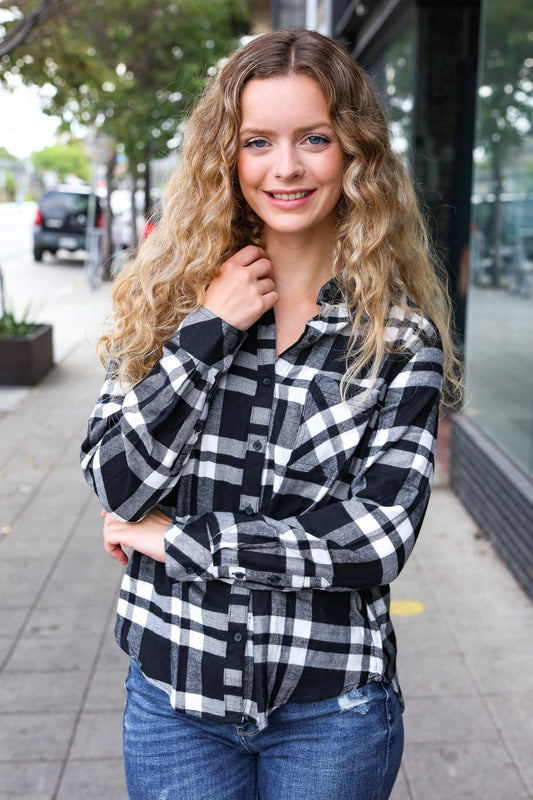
[164,519,213,581]
[171,307,247,371]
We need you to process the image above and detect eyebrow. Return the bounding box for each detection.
[239,122,335,137]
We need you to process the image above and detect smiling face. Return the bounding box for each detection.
[236,74,345,246]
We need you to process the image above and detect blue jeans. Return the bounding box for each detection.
[123,659,403,800]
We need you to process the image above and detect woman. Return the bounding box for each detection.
[81,29,460,800]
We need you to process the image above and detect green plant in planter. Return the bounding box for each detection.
[0,309,37,338]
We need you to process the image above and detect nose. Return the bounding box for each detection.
[273,143,304,181]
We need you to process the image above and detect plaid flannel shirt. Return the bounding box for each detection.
[80,280,443,730]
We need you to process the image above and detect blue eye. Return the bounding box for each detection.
[243,138,268,149]
[307,134,330,146]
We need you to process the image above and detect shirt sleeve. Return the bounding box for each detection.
[164,341,443,591]
[80,307,247,522]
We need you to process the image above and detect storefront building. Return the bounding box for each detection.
[271,0,533,598]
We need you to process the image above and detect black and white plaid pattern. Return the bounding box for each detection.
[81,280,443,729]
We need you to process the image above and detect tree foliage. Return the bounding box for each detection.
[0,0,249,175]
[32,141,91,182]
[473,0,533,276]
[0,0,66,58]
[476,0,533,172]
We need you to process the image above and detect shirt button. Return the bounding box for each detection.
[185,566,195,575]
[234,571,245,580]
[244,506,254,516]
[233,632,243,643]
[252,440,262,451]
[268,575,281,585]
[262,377,271,386]
[194,420,204,433]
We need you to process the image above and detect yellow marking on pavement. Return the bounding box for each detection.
[390,599,425,616]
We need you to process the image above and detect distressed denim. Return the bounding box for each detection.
[123,659,404,800]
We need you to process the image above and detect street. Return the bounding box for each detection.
[0,201,112,368]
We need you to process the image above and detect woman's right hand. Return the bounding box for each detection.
[203,245,278,330]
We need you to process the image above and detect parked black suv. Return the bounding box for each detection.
[33,185,104,261]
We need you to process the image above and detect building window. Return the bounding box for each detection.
[366,20,416,163]
[466,0,533,475]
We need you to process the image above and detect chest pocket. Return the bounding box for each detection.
[286,374,382,480]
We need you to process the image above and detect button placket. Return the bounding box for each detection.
[238,326,275,517]
[224,583,251,715]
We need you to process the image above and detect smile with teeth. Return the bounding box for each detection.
[268,190,312,200]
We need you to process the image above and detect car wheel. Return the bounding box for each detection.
[33,247,44,262]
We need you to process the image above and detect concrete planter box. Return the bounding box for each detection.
[0,324,54,385]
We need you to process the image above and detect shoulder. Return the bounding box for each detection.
[384,299,441,356]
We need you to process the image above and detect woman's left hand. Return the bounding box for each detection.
[101,508,171,565]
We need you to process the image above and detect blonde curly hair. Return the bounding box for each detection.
[101,28,461,403]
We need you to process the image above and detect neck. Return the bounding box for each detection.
[264,230,336,305]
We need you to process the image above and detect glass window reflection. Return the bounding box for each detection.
[466,0,533,475]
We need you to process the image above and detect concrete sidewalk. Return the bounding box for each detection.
[0,293,532,799]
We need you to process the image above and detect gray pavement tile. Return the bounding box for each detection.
[50,553,123,585]
[0,670,89,713]
[416,489,480,544]
[402,740,529,800]
[485,693,533,741]
[402,694,500,744]
[0,558,51,608]
[0,522,71,560]
[96,629,130,673]
[5,633,101,673]
[392,611,458,653]
[69,710,123,760]
[0,760,63,799]
[0,386,28,416]
[397,643,478,698]
[507,740,533,797]
[0,711,77,761]
[420,565,530,619]
[24,598,113,640]
[389,766,413,800]
[0,606,27,637]
[84,668,127,712]
[448,613,533,653]
[465,648,533,695]
[56,757,128,800]
[0,637,13,664]
[39,575,120,608]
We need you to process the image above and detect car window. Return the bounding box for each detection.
[41,193,90,216]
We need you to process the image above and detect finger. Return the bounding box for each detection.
[261,289,278,311]
[246,257,273,279]
[103,539,129,565]
[257,277,276,295]
[234,245,267,266]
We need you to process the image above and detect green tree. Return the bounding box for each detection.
[0,146,17,161]
[0,0,249,206]
[32,141,91,183]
